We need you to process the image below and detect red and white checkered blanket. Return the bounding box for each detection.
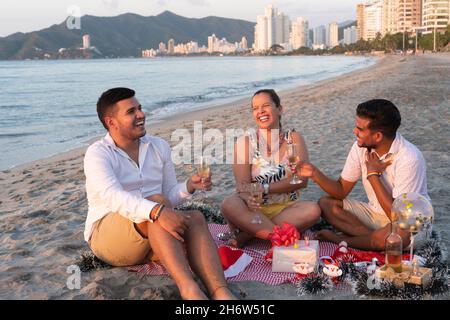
[128,224,349,285]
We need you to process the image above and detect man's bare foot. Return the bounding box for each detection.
[211,286,238,300]
[179,282,209,300]
[315,230,344,244]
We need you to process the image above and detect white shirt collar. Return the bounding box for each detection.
[102,132,151,149]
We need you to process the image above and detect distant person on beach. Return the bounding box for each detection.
[221,89,321,248]
[83,87,236,300]
[297,99,431,251]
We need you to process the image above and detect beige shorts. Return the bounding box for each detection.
[89,212,156,267]
[343,199,390,231]
[343,199,427,250]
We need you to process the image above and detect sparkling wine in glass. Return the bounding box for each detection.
[287,143,303,184]
[197,156,210,199]
[249,182,263,224]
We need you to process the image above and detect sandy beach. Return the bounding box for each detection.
[0,53,449,300]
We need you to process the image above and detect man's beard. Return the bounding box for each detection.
[359,142,376,151]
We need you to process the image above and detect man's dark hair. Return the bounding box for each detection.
[97,87,135,130]
[253,89,281,108]
[356,99,401,139]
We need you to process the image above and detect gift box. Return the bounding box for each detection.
[272,239,319,273]
[376,264,432,288]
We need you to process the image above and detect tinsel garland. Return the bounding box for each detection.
[76,203,449,299]
[304,232,450,300]
[176,200,225,224]
[77,251,111,272]
[297,274,334,296]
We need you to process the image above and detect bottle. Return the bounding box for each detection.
[385,222,403,273]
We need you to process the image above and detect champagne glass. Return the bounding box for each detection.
[197,156,210,199]
[287,143,303,184]
[249,182,263,224]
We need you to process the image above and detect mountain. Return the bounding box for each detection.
[0,11,255,60]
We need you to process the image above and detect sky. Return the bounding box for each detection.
[0,0,362,37]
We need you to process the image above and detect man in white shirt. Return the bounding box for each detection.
[298,99,430,251]
[84,87,236,300]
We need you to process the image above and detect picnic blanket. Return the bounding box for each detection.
[128,224,358,285]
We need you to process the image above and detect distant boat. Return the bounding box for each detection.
[219,54,224,57]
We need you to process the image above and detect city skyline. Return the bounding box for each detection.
[0,0,362,37]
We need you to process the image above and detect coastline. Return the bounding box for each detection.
[0,53,449,300]
[2,55,380,173]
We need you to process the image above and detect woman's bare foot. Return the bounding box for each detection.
[229,230,253,248]
[315,230,344,244]
[211,286,239,300]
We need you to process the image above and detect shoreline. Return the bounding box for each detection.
[2,55,381,173]
[1,53,449,300]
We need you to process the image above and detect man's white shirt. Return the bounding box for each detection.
[83,133,192,242]
[341,133,430,214]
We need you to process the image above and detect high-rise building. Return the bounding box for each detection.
[82,34,90,49]
[159,42,166,53]
[240,36,248,50]
[168,39,175,54]
[327,22,339,47]
[422,0,450,33]
[253,5,291,51]
[357,3,366,40]
[313,25,327,46]
[383,0,400,34]
[290,17,309,49]
[398,0,423,33]
[344,26,359,44]
[364,1,384,40]
[208,34,218,53]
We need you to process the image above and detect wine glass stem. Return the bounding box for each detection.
[201,177,207,197]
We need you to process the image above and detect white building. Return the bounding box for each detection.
[290,17,309,49]
[344,26,359,44]
[327,22,339,47]
[240,36,248,50]
[159,42,167,53]
[208,34,218,53]
[253,5,291,51]
[313,25,327,46]
[364,1,384,40]
[82,34,90,49]
[422,0,450,33]
[142,49,157,58]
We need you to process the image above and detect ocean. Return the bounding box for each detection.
[0,55,375,170]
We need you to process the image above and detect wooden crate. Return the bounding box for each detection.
[376,264,432,288]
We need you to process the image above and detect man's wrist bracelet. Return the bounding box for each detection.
[150,204,165,222]
[366,172,382,179]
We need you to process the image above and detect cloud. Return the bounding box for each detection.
[153,0,210,7]
[187,0,210,6]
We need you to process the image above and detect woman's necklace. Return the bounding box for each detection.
[257,129,285,158]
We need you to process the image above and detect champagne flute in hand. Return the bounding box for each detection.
[249,182,263,224]
[197,156,210,199]
[287,143,303,184]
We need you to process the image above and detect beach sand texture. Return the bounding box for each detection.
[0,53,449,299]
